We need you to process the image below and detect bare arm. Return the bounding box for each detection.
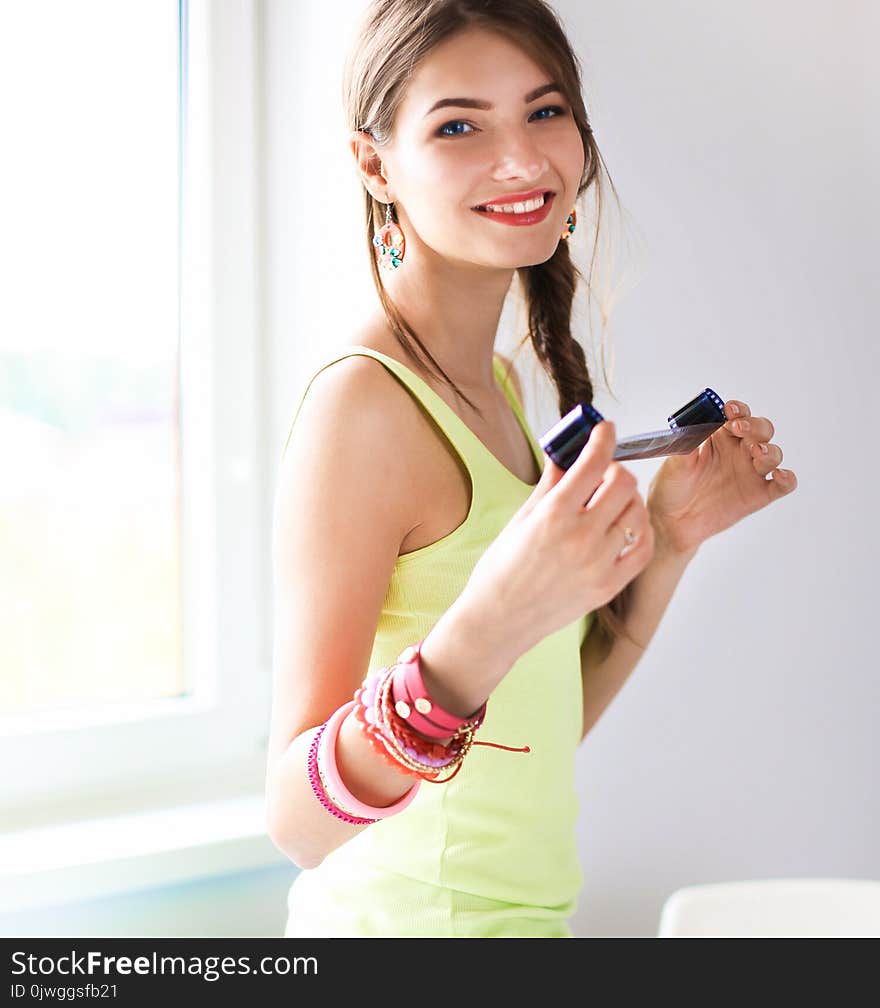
[265,356,520,870]
[492,351,698,743]
[579,536,698,741]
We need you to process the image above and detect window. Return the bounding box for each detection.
[0,0,269,827]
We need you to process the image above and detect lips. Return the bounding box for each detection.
[473,188,554,211]
[471,191,556,226]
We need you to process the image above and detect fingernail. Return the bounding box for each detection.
[727,402,740,416]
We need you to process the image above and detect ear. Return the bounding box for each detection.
[349,130,391,203]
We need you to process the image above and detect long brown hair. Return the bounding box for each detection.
[343,0,638,660]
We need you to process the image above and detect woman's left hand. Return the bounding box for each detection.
[646,399,798,557]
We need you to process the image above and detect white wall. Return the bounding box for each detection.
[263,0,878,938]
[556,0,880,937]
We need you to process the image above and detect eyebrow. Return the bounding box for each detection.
[423,82,562,118]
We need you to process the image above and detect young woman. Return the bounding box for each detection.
[265,0,797,938]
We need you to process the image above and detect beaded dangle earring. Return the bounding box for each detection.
[559,206,577,241]
[373,201,406,270]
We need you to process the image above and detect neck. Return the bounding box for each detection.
[377,245,517,391]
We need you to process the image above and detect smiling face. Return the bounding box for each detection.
[378,27,586,270]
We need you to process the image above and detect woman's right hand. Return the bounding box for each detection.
[460,419,655,660]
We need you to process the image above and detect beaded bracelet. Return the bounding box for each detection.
[373,663,473,780]
[353,665,463,780]
[352,646,533,784]
[361,661,487,784]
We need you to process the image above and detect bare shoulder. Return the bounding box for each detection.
[278,349,425,543]
[267,349,427,770]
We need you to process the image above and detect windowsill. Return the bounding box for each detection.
[0,793,293,916]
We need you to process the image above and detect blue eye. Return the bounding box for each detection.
[436,105,567,138]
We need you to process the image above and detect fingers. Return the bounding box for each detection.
[728,417,776,443]
[747,438,782,471]
[557,419,617,504]
[768,466,798,495]
[743,434,797,493]
[724,401,774,443]
[725,400,797,493]
[582,458,649,563]
[523,421,618,522]
[604,495,653,569]
[539,415,654,583]
[547,421,649,565]
[583,457,635,514]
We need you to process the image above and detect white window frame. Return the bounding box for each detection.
[1,0,271,830]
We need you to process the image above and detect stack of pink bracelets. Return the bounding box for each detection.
[307,640,521,826]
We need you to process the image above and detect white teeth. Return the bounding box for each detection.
[483,194,546,214]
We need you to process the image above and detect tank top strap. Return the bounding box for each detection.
[281,346,516,496]
[492,353,544,474]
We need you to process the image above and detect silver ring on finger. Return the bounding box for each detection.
[618,524,637,558]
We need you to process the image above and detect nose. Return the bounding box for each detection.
[490,127,549,182]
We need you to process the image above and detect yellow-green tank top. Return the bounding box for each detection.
[281,346,594,938]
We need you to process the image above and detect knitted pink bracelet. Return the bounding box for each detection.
[315,701,420,820]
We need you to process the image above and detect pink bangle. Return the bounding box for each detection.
[391,641,487,737]
[317,701,420,820]
[307,724,378,825]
